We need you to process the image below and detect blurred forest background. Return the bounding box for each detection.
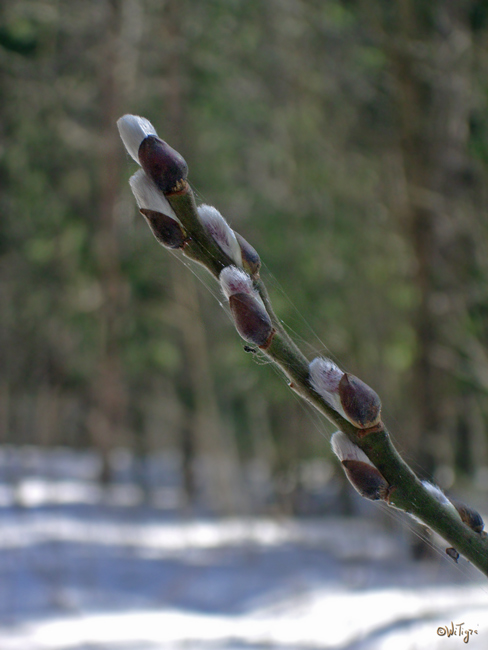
[2,0,488,516]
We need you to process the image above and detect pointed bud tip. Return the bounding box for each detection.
[331,430,370,464]
[117,114,157,163]
[129,169,178,220]
[198,205,242,267]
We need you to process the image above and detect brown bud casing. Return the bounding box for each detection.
[341,460,389,500]
[138,135,188,195]
[140,209,187,249]
[450,499,484,533]
[229,293,273,348]
[235,232,261,276]
[338,373,381,429]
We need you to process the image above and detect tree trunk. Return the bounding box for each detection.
[87,0,135,481]
[390,0,475,480]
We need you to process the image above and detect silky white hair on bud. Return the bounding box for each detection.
[129,170,179,221]
[421,481,451,506]
[309,357,343,393]
[421,481,459,519]
[198,205,243,267]
[413,481,459,525]
[331,431,389,501]
[309,357,344,414]
[331,431,375,467]
[219,266,254,299]
[117,114,158,163]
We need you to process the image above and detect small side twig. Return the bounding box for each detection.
[117,115,488,578]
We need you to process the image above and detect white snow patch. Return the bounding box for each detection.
[0,587,485,650]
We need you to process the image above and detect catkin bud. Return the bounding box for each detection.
[129,170,186,248]
[235,232,261,276]
[421,480,452,506]
[220,266,273,348]
[229,293,274,347]
[449,498,484,533]
[309,359,382,430]
[338,373,382,429]
[308,357,344,415]
[117,114,157,163]
[220,266,255,299]
[129,169,179,220]
[197,205,243,267]
[421,481,460,519]
[138,135,188,195]
[331,431,389,500]
[118,115,188,192]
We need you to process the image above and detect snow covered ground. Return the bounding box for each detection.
[0,448,486,649]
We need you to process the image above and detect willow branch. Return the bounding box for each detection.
[117,115,488,578]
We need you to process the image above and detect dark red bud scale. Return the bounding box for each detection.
[341,460,389,500]
[338,373,382,429]
[234,232,261,276]
[140,209,187,249]
[229,293,273,348]
[138,135,188,195]
[449,499,484,533]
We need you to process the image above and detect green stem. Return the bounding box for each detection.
[167,185,235,277]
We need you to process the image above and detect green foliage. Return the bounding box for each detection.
[1,0,488,494]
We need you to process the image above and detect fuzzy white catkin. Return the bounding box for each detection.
[309,357,343,393]
[219,266,254,299]
[330,431,375,467]
[197,205,243,267]
[421,481,459,519]
[421,481,451,506]
[129,170,179,220]
[308,357,345,414]
[402,480,460,525]
[117,114,157,163]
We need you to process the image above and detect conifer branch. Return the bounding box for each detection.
[118,115,488,578]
